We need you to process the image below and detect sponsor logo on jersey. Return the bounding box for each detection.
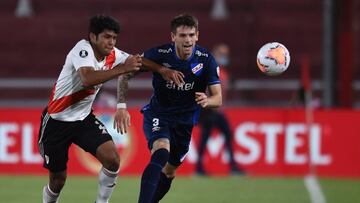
[195,50,208,57]
[166,81,194,91]
[79,50,88,58]
[158,48,172,53]
[191,63,204,76]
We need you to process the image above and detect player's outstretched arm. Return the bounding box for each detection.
[78,55,141,87]
[142,57,185,86]
[113,71,139,134]
[195,84,222,108]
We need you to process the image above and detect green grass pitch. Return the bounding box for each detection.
[0,175,359,203]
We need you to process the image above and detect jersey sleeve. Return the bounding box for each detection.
[206,54,221,86]
[71,41,95,71]
[143,47,161,63]
[114,47,130,66]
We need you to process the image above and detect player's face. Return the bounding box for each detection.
[90,29,117,59]
[171,26,199,60]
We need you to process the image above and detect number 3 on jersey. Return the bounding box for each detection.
[152,118,160,132]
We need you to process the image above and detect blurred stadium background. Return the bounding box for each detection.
[0,0,360,202]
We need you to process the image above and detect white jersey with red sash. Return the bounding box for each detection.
[47,39,129,121]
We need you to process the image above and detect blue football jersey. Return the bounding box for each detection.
[143,43,220,114]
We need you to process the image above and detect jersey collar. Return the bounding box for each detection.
[172,43,195,62]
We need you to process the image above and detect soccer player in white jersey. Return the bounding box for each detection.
[38,14,184,203]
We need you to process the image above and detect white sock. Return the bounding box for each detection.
[96,167,119,203]
[42,184,59,203]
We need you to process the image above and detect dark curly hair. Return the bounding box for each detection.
[89,14,120,36]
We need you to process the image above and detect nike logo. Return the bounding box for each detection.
[107,183,116,188]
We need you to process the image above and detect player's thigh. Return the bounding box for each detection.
[168,124,193,167]
[142,109,170,150]
[38,111,74,172]
[72,113,114,157]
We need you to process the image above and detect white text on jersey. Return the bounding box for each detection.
[166,81,194,91]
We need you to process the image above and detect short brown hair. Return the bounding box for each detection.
[170,14,199,33]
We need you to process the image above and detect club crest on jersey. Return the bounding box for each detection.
[79,50,88,58]
[191,63,204,76]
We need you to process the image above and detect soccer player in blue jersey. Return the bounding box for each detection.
[115,13,222,203]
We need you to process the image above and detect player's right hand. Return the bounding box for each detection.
[122,54,142,73]
[195,92,209,108]
[113,108,131,134]
[159,67,185,86]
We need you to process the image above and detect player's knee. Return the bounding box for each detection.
[163,167,176,178]
[104,152,120,172]
[96,141,120,171]
[152,138,170,152]
[110,157,120,172]
[49,173,67,192]
[53,179,66,190]
[162,163,178,178]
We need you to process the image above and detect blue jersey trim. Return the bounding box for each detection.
[208,81,221,86]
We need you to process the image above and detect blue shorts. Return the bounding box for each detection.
[142,108,194,166]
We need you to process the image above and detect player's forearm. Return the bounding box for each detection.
[117,72,137,103]
[205,94,222,108]
[203,84,222,108]
[141,57,165,73]
[79,67,125,87]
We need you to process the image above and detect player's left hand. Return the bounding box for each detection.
[195,92,208,108]
[159,67,185,86]
[113,108,131,134]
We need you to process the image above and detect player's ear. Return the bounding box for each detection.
[171,32,176,42]
[89,33,97,43]
[196,30,199,41]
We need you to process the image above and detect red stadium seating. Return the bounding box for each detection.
[1,0,359,106]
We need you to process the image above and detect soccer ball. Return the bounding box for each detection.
[256,42,290,76]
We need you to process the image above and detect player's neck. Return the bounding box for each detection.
[175,50,192,60]
[90,43,105,62]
